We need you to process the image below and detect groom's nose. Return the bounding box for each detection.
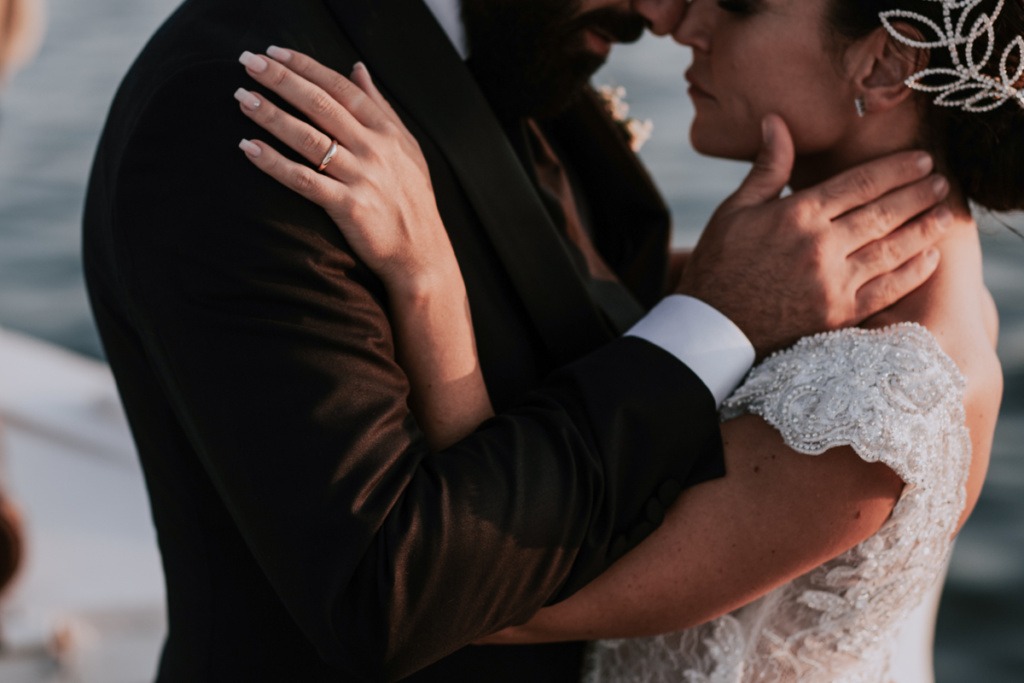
[631,0,688,36]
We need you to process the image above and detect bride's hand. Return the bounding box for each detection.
[234,48,455,296]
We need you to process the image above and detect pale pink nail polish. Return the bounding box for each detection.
[916,152,933,174]
[239,139,262,157]
[352,62,373,85]
[267,45,292,62]
[233,87,261,111]
[239,51,269,73]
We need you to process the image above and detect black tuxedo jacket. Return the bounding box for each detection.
[82,0,725,680]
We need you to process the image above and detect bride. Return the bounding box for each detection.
[233,0,1012,679]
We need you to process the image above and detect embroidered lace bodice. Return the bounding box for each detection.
[584,324,970,683]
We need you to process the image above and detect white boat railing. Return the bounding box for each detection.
[0,327,165,683]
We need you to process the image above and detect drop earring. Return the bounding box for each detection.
[855,95,867,118]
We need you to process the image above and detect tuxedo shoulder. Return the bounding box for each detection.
[119,0,354,103]
[91,49,365,292]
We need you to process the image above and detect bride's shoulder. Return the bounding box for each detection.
[931,307,1002,530]
[982,285,1000,348]
[912,282,1002,412]
[895,284,1002,532]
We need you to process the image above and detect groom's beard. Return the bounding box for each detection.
[462,0,646,119]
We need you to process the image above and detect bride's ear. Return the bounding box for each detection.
[846,24,927,115]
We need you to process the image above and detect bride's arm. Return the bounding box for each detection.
[235,49,492,449]
[489,311,1001,643]
[482,415,904,642]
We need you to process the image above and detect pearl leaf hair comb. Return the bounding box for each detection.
[880,0,1024,112]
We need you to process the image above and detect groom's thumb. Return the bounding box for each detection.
[728,114,794,208]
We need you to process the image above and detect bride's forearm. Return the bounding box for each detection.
[479,414,903,643]
[387,260,494,450]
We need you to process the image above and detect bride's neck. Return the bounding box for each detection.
[787,116,907,193]
[786,110,969,218]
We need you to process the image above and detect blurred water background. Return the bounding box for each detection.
[0,1,1020,680]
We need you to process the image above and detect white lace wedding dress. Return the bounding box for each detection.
[584,323,970,683]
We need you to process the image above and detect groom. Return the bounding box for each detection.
[83,0,949,681]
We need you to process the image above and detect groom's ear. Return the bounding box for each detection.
[848,24,927,114]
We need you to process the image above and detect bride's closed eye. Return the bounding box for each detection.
[716,0,756,14]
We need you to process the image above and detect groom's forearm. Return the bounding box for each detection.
[132,271,723,680]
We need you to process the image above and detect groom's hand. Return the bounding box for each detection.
[678,114,950,357]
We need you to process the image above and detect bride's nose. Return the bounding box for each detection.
[631,0,688,36]
[673,0,711,50]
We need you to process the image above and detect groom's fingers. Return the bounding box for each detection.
[853,247,941,322]
[833,173,951,252]
[724,114,794,209]
[809,150,936,222]
[843,196,946,282]
[846,204,950,285]
[233,86,358,184]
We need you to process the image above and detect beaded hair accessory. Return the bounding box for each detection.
[880,0,1024,112]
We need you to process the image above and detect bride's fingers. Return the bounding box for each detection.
[238,138,347,212]
[239,50,366,150]
[254,47,392,132]
[349,61,402,126]
[233,86,357,183]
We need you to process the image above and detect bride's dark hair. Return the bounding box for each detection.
[828,0,1024,212]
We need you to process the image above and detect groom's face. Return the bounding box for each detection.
[462,0,646,118]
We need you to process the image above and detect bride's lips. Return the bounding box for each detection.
[685,71,714,100]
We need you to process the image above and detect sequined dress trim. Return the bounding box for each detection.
[584,323,971,683]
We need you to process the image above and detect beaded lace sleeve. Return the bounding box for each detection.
[719,323,968,488]
[584,323,972,683]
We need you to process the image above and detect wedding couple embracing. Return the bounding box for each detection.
[82,0,1016,680]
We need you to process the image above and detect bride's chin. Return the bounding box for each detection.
[689,130,758,162]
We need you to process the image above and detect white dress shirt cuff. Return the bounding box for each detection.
[626,295,755,407]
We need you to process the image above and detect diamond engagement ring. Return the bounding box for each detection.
[317,139,339,172]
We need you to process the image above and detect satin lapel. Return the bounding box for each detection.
[547,90,672,310]
[322,0,612,363]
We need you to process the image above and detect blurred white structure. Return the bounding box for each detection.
[0,327,165,682]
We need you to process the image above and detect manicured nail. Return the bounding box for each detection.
[926,247,941,263]
[934,204,953,226]
[931,174,949,197]
[916,152,933,174]
[234,87,261,111]
[352,62,373,86]
[267,45,292,62]
[239,139,261,158]
[239,51,269,73]
[761,118,773,147]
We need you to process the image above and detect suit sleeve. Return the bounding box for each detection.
[105,62,724,680]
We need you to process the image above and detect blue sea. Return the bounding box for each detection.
[0,1,1020,680]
